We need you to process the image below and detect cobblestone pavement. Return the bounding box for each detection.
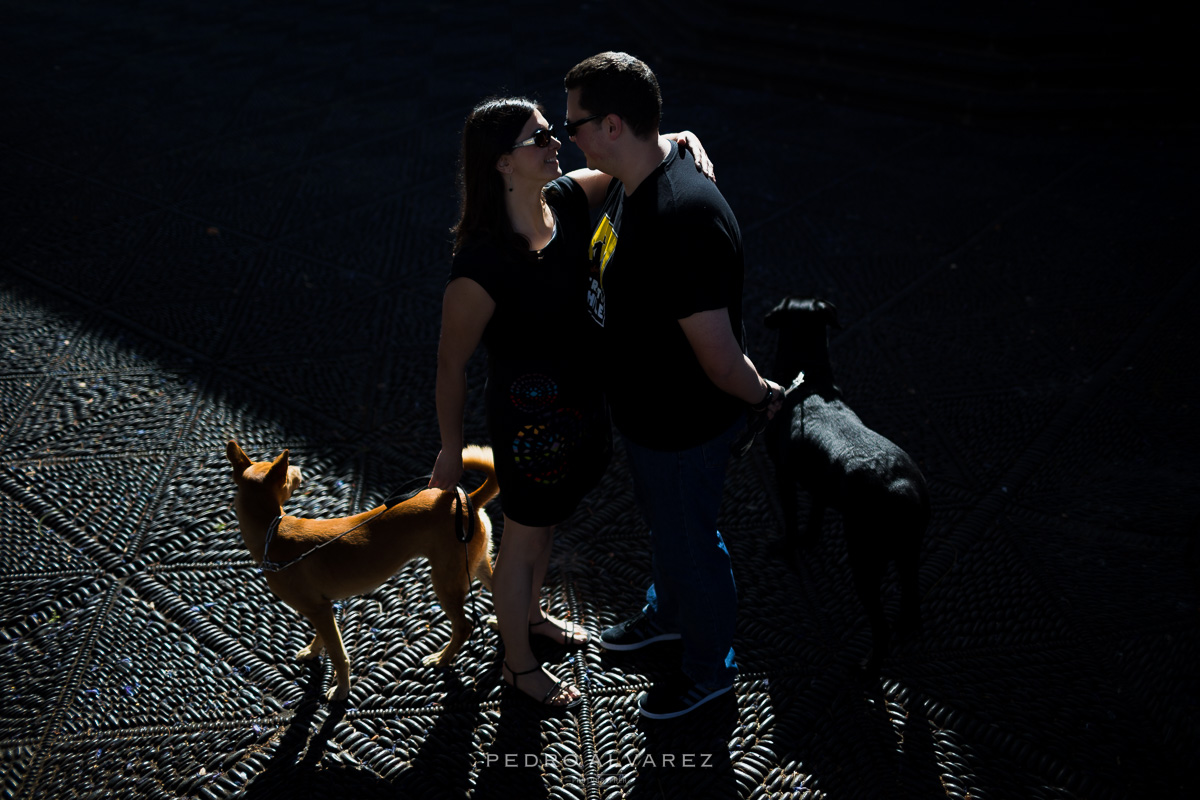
[1,2,1196,798]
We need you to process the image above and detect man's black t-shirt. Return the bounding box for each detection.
[585,140,746,450]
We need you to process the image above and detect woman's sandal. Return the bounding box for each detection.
[504,661,583,710]
[529,615,591,647]
[485,612,592,647]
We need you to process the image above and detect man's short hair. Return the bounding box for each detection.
[564,51,661,139]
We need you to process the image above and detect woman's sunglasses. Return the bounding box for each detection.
[512,125,556,149]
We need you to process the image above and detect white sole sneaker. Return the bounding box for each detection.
[637,682,732,719]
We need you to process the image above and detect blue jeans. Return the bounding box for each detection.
[624,416,743,690]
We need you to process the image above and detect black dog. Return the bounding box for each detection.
[763,296,929,675]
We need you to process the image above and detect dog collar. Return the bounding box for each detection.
[259,515,289,573]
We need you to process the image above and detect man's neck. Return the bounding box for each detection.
[619,134,671,196]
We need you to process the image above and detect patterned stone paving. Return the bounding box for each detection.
[1,2,1196,798]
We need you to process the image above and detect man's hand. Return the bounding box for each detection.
[763,379,785,419]
[732,379,786,456]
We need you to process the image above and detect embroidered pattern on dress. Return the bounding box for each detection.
[509,374,585,485]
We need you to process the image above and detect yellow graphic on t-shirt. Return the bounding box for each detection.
[586,214,617,327]
[590,214,617,287]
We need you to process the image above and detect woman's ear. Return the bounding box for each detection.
[495,155,512,174]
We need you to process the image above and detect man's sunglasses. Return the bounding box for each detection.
[563,113,604,137]
[512,125,557,149]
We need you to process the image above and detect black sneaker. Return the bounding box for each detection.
[637,673,733,719]
[598,611,681,651]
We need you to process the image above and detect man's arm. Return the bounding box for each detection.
[678,307,784,414]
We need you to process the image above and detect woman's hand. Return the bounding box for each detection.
[668,130,716,183]
[429,448,464,490]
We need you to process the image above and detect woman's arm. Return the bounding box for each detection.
[565,168,613,210]
[564,129,715,210]
[430,277,495,489]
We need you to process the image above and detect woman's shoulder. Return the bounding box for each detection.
[544,176,591,233]
[543,175,575,197]
[450,237,516,287]
[452,238,485,261]
[544,175,587,210]
[452,234,511,266]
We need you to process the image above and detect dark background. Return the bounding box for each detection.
[1,1,1196,798]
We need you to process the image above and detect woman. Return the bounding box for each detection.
[429,97,711,709]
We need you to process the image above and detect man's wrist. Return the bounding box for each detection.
[750,384,774,412]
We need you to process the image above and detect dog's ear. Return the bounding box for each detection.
[266,450,291,485]
[763,296,790,329]
[226,441,252,479]
[816,299,841,329]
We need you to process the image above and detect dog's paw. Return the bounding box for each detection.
[856,652,883,681]
[767,538,802,570]
[326,683,350,702]
[296,645,323,661]
[857,631,890,679]
[894,611,923,644]
[421,650,452,669]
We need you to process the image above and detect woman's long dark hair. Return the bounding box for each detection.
[451,96,539,255]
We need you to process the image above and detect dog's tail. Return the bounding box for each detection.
[461,445,499,508]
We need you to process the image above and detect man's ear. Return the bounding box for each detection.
[266,450,291,485]
[227,441,252,478]
[605,113,623,140]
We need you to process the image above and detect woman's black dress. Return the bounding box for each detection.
[448,177,611,526]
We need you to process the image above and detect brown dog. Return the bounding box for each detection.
[225,441,497,700]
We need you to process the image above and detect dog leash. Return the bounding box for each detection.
[732,372,804,457]
[382,476,476,545]
[376,478,487,625]
[258,476,475,574]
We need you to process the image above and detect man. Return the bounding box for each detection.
[564,52,783,719]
